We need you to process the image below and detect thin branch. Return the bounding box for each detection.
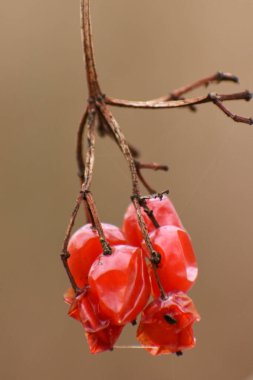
[76,107,89,182]
[82,110,96,190]
[76,106,95,224]
[98,102,140,195]
[98,100,166,299]
[63,0,252,303]
[83,191,112,255]
[135,160,169,194]
[105,90,251,109]
[80,110,112,255]
[148,71,239,113]
[170,71,239,99]
[97,110,140,158]
[61,109,97,293]
[135,166,156,194]
[105,91,253,125]
[80,0,101,97]
[61,191,84,293]
[106,71,239,110]
[136,162,169,171]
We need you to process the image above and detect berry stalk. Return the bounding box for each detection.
[61,0,252,299]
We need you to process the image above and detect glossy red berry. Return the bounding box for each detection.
[122,195,183,246]
[88,245,151,325]
[64,288,123,353]
[67,223,126,289]
[142,225,198,297]
[136,292,200,355]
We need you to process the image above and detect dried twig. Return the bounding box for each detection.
[135,160,169,194]
[61,0,252,300]
[105,91,252,125]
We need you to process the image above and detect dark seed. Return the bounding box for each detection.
[164,314,177,324]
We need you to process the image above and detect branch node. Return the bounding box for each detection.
[140,190,170,201]
[80,189,91,199]
[244,90,252,102]
[96,94,106,103]
[131,194,160,228]
[101,238,112,256]
[208,92,218,102]
[216,71,239,83]
[61,250,70,260]
[150,251,162,266]
[141,199,160,228]
[170,93,197,112]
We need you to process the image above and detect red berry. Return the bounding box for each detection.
[85,325,123,354]
[68,223,126,289]
[122,195,183,246]
[136,292,200,355]
[65,289,109,332]
[64,288,123,353]
[142,226,198,296]
[88,245,151,325]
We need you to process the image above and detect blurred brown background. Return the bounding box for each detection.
[1,1,253,379]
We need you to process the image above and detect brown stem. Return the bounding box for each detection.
[80,0,101,97]
[76,107,95,224]
[135,166,157,194]
[61,109,96,293]
[105,90,251,109]
[105,91,253,125]
[61,107,113,294]
[98,102,139,195]
[82,109,96,190]
[63,1,252,301]
[135,160,169,194]
[83,191,112,255]
[106,71,239,108]
[97,112,140,158]
[79,0,103,227]
[80,109,112,255]
[98,101,166,298]
[146,71,239,113]
[76,107,89,182]
[61,191,84,293]
[170,71,239,99]
[134,191,170,229]
[136,162,169,171]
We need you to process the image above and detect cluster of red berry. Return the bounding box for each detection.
[64,195,200,355]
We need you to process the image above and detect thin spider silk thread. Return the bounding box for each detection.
[114,345,158,349]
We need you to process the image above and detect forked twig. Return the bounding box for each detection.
[61,0,252,301]
[135,160,169,194]
[105,91,252,125]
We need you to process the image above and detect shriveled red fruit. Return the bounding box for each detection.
[64,289,123,353]
[64,287,81,321]
[85,325,123,354]
[142,225,198,297]
[122,195,183,246]
[88,245,151,325]
[67,223,126,289]
[65,288,109,332]
[136,292,200,355]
